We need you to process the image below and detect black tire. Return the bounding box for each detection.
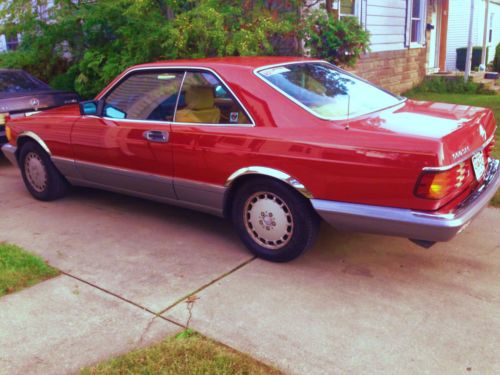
[232,178,320,262]
[19,141,68,201]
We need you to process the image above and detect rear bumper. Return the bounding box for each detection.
[312,159,500,242]
[1,143,18,167]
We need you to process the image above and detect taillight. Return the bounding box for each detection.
[485,138,496,159]
[5,125,12,141]
[415,162,474,200]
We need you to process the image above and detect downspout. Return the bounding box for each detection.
[464,0,475,82]
[480,0,490,71]
[404,0,410,48]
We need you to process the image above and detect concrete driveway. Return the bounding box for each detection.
[1,156,499,374]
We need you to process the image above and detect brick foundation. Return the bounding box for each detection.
[350,48,428,95]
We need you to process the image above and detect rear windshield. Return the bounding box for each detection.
[0,71,50,93]
[257,62,403,120]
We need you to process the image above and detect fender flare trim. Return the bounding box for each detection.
[17,131,52,155]
[225,166,313,199]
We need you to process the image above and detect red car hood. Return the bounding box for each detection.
[346,99,496,166]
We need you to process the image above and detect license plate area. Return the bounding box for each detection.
[472,151,486,181]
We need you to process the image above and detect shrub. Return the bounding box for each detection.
[301,10,370,67]
[404,76,496,96]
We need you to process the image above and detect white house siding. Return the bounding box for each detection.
[446,0,500,71]
[365,0,409,52]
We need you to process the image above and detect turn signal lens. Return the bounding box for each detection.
[5,125,12,141]
[0,113,6,125]
[415,162,474,200]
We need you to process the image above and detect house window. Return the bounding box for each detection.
[410,0,425,44]
[6,33,19,51]
[340,0,358,18]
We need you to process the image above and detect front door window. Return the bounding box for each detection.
[104,71,184,122]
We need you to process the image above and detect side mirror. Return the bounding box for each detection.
[104,105,126,119]
[79,100,99,116]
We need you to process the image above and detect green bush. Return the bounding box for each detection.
[404,76,495,96]
[301,10,370,66]
[493,43,500,72]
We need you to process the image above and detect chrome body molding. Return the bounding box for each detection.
[1,143,18,167]
[225,166,313,199]
[174,178,227,216]
[17,131,52,155]
[51,157,80,180]
[73,159,177,200]
[52,158,226,217]
[312,159,500,242]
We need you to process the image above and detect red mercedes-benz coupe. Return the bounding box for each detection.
[2,57,499,261]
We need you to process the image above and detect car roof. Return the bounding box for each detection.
[131,56,321,71]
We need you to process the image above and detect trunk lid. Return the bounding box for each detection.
[346,99,496,166]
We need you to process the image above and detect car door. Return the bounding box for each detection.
[169,69,255,214]
[71,69,184,199]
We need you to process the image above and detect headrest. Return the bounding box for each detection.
[185,87,215,110]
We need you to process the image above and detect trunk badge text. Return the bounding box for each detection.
[452,146,471,161]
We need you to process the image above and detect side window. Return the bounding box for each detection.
[175,71,251,125]
[104,71,184,121]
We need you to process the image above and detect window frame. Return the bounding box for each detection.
[410,0,426,47]
[339,0,360,19]
[98,67,255,128]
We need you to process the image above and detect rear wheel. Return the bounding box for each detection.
[232,178,320,262]
[19,141,68,201]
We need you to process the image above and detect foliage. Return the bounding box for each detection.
[404,76,496,96]
[0,0,370,98]
[0,243,59,296]
[301,10,370,66]
[81,331,282,375]
[493,43,500,73]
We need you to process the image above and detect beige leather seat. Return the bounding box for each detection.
[175,87,221,124]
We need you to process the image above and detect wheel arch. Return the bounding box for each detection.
[223,166,313,218]
[16,131,52,159]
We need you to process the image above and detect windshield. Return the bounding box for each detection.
[0,71,50,93]
[257,62,402,120]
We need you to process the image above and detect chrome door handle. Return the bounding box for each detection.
[143,130,169,143]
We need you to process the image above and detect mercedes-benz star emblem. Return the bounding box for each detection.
[30,98,40,109]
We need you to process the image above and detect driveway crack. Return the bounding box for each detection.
[157,256,256,316]
[61,271,184,329]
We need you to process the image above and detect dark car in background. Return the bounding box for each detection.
[0,69,79,144]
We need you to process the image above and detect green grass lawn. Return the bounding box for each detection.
[81,331,282,375]
[0,243,59,297]
[405,92,500,206]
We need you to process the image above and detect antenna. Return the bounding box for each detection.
[345,94,350,130]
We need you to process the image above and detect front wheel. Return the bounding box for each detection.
[19,141,68,201]
[232,179,320,262]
